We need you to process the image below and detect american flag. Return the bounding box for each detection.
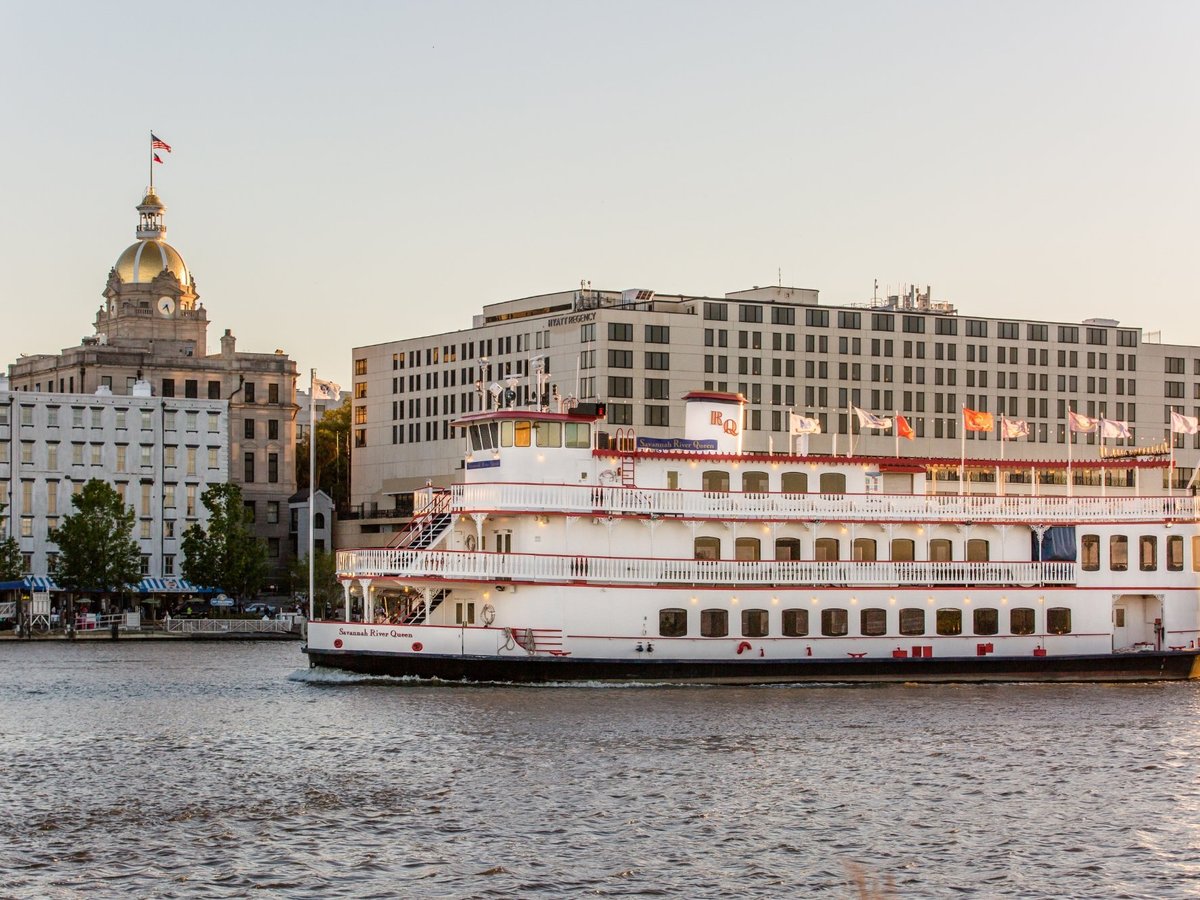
[151,133,172,152]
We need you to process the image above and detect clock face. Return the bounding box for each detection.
[157,296,176,316]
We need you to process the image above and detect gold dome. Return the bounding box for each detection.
[138,190,164,209]
[114,239,190,286]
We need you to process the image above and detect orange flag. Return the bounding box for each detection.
[962,407,994,432]
[896,414,914,440]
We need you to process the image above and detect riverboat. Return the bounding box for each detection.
[306,391,1200,683]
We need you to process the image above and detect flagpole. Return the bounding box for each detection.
[149,130,154,192]
[788,406,794,456]
[308,368,316,622]
[847,405,854,458]
[1067,411,1074,498]
[893,410,899,458]
[959,405,966,496]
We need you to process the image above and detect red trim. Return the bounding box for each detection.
[682,390,746,404]
[591,449,1170,470]
[453,409,603,426]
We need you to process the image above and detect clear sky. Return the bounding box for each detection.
[2,1,1197,387]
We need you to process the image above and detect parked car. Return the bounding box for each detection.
[244,602,277,616]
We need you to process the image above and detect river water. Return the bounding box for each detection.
[2,641,1199,899]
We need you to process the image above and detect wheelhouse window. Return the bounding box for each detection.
[741,609,769,637]
[821,608,848,637]
[814,538,840,561]
[929,539,953,561]
[781,472,808,493]
[514,420,532,447]
[1167,535,1183,571]
[852,538,877,561]
[860,608,887,636]
[535,421,562,447]
[891,539,915,562]
[564,422,591,448]
[702,470,730,492]
[659,608,687,637]
[1010,607,1036,635]
[694,536,721,560]
[1046,607,1072,634]
[741,471,768,493]
[1081,534,1100,571]
[818,472,846,494]
[1110,535,1128,571]
[701,608,728,637]
[1139,535,1157,571]
[899,607,925,636]
[1193,536,1200,572]
[782,608,809,636]
[973,608,999,635]
[936,608,962,635]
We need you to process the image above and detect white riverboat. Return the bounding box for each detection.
[307,391,1200,683]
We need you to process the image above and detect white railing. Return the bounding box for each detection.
[452,483,1200,524]
[337,549,1075,587]
[164,618,293,634]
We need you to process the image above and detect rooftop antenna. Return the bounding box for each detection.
[873,279,879,304]
[778,267,782,287]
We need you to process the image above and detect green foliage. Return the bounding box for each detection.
[48,480,141,595]
[0,502,23,581]
[181,483,269,600]
[287,549,340,611]
[296,398,349,508]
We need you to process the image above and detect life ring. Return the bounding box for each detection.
[465,534,477,552]
[736,641,752,655]
[480,603,496,626]
[412,641,424,652]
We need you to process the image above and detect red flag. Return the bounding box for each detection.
[896,414,914,440]
[153,153,164,164]
[962,407,994,432]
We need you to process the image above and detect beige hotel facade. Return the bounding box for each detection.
[346,283,1200,546]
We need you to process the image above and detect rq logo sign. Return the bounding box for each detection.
[710,411,740,436]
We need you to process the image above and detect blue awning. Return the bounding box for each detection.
[136,578,215,594]
[0,576,62,592]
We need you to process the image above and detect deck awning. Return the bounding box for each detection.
[136,578,216,594]
[0,576,62,592]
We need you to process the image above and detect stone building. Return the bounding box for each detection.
[7,187,299,581]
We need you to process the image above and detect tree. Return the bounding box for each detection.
[296,398,350,509]
[287,549,340,616]
[0,502,23,581]
[181,483,269,601]
[49,479,141,609]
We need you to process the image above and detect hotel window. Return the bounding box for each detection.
[742,608,769,637]
[1168,535,1184,571]
[164,446,177,468]
[973,608,999,635]
[645,325,670,344]
[268,420,279,440]
[860,608,887,636]
[936,608,963,635]
[608,322,634,341]
[700,608,728,637]
[1010,607,1036,635]
[821,608,848,636]
[645,352,670,370]
[608,377,633,398]
[209,380,221,399]
[704,302,728,321]
[267,501,280,524]
[245,382,256,403]
[607,403,632,425]
[644,405,669,427]
[186,485,196,517]
[644,378,669,400]
[187,447,197,475]
[899,608,925,636]
[658,608,687,637]
[354,382,367,400]
[163,484,176,508]
[782,608,809,636]
[140,520,152,540]
[208,412,220,432]
[1081,534,1100,571]
[164,519,174,538]
[244,418,255,439]
[184,380,198,399]
[20,442,33,465]
[141,482,152,514]
[355,428,366,448]
[1139,535,1157,571]
[140,445,152,466]
[244,452,255,482]
[141,410,153,430]
[268,453,279,483]
[806,309,829,327]
[1047,607,1072,634]
[608,350,633,368]
[208,447,220,469]
[268,383,279,403]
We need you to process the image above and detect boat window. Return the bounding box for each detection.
[1010,607,1036,635]
[936,608,962,635]
[973,608,999,635]
[1047,607,1072,634]
[659,608,687,637]
[853,538,877,561]
[966,539,989,562]
[694,537,721,560]
[1193,536,1200,572]
[741,608,769,637]
[1110,535,1128,571]
[899,607,925,636]
[814,537,840,561]
[472,423,498,451]
[742,471,769,493]
[1139,535,1157,571]
[1168,535,1184,572]
[701,608,728,637]
[564,422,590,448]
[781,472,808,493]
[735,538,761,561]
[821,608,848,636]
[891,539,915,562]
[929,539,953,562]
[782,608,809,636]
[819,472,846,494]
[514,420,532,447]
[1081,534,1100,571]
[666,470,679,490]
[860,608,887,636]
[775,538,802,560]
[535,421,561,448]
[500,420,514,447]
[702,470,730,492]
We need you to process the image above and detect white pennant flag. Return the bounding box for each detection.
[1171,410,1200,435]
[313,377,341,401]
[1000,416,1030,440]
[1099,418,1131,440]
[789,413,822,435]
[854,406,893,430]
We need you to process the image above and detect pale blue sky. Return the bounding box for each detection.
[2,1,1197,386]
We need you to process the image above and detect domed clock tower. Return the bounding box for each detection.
[95,188,208,353]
